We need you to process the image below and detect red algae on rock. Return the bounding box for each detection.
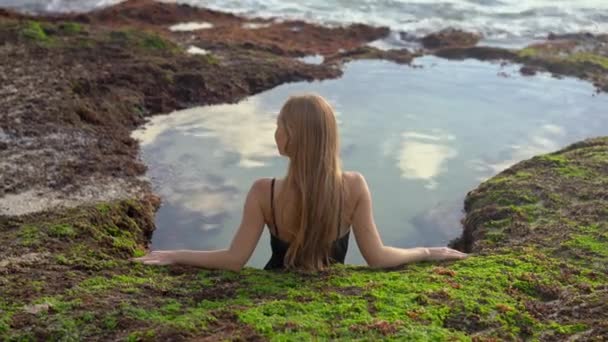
[0,0,389,215]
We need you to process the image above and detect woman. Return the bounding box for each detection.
[134,94,468,271]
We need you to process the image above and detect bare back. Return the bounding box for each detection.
[258,171,363,243]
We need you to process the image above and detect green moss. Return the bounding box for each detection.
[487,189,539,207]
[94,221,141,256]
[510,203,548,222]
[517,47,539,58]
[59,22,83,35]
[108,29,178,53]
[0,313,10,335]
[578,223,603,233]
[21,21,48,41]
[536,154,597,178]
[566,52,608,70]
[547,321,588,334]
[125,300,213,331]
[102,314,118,330]
[199,54,219,65]
[2,138,607,340]
[78,276,113,292]
[55,254,69,265]
[31,281,45,293]
[63,243,119,270]
[33,297,82,314]
[48,224,77,238]
[96,203,111,214]
[80,312,94,323]
[133,249,146,257]
[111,235,138,254]
[239,298,371,338]
[233,254,554,339]
[537,154,568,165]
[126,330,156,341]
[78,274,149,294]
[18,225,41,246]
[555,165,596,178]
[486,217,512,229]
[485,230,506,244]
[517,48,608,70]
[564,234,608,257]
[141,34,170,50]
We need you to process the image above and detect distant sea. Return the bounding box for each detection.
[2,0,607,46]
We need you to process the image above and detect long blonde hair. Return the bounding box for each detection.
[277,94,344,271]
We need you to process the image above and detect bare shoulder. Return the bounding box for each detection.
[342,171,368,195]
[343,171,366,185]
[249,178,273,198]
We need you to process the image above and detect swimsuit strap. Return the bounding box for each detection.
[336,188,343,240]
[270,178,279,238]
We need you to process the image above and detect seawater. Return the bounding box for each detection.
[132,56,608,268]
[2,0,607,45]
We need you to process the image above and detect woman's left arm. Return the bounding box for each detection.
[132,180,267,271]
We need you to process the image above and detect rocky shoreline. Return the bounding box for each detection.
[1,0,607,340]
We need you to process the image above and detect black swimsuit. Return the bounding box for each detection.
[264,178,350,270]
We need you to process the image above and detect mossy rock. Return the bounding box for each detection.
[107,29,179,53]
[1,138,608,340]
[20,20,49,41]
[58,22,83,35]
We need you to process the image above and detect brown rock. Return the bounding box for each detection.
[520,65,538,76]
[421,28,481,49]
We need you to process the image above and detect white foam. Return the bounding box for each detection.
[190,0,608,42]
[8,1,608,46]
[186,46,210,55]
[242,22,272,29]
[297,54,323,65]
[169,22,214,32]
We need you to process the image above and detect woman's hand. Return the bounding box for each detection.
[131,251,177,266]
[425,247,469,261]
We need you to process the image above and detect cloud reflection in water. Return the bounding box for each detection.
[387,130,458,190]
[134,97,278,168]
[471,123,566,179]
[133,97,280,237]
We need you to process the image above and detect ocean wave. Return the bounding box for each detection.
[1,0,606,42]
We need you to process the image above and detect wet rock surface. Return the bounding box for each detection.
[433,32,608,92]
[0,0,383,215]
[420,28,481,49]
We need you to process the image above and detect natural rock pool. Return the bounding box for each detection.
[132,56,608,268]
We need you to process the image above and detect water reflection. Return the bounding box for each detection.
[133,57,608,268]
[385,130,457,189]
[133,97,278,168]
[471,123,567,178]
[133,97,281,251]
[409,200,464,246]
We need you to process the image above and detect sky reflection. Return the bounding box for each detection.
[394,131,457,189]
[133,57,608,267]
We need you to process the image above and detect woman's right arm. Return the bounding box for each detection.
[350,172,468,268]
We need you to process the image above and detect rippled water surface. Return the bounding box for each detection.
[132,57,608,268]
